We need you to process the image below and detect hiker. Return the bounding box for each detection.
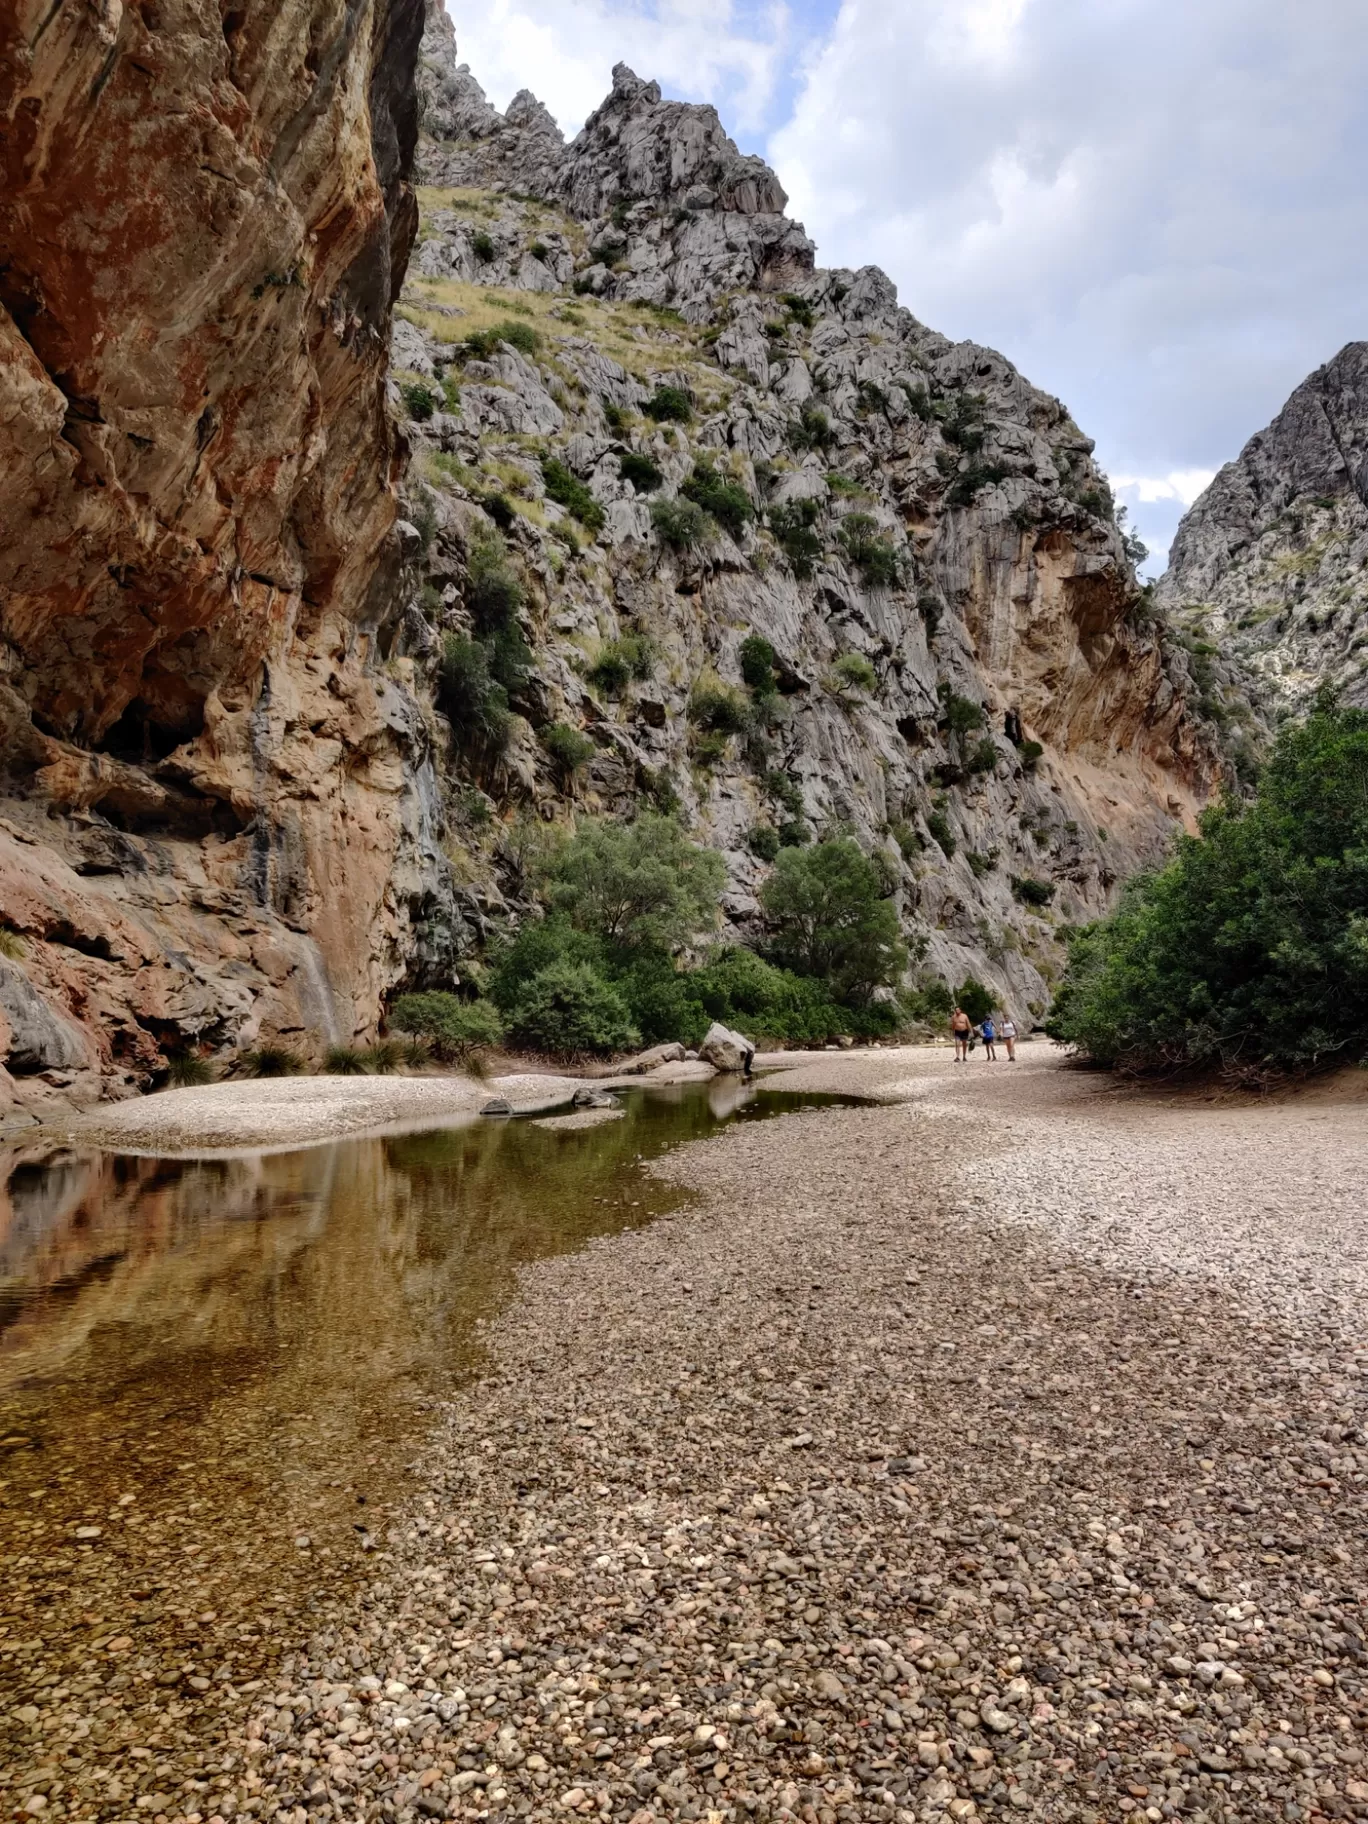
[981,1013,998,1061]
[999,1013,1018,1061]
[950,1005,972,1061]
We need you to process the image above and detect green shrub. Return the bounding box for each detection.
[236,1044,305,1078]
[830,652,878,696]
[747,823,781,862]
[437,635,512,752]
[541,457,605,534]
[644,384,693,423]
[440,375,461,412]
[363,1039,405,1074]
[389,992,504,1063]
[681,463,753,539]
[466,535,523,632]
[966,849,996,879]
[763,769,805,819]
[739,633,778,695]
[603,400,628,432]
[903,977,954,1023]
[889,819,923,862]
[688,679,750,736]
[464,319,541,359]
[542,722,596,778]
[650,495,711,550]
[617,450,663,493]
[471,230,496,262]
[400,380,439,422]
[1011,875,1056,907]
[938,687,986,741]
[782,292,815,328]
[325,1044,372,1075]
[1017,738,1045,771]
[768,498,823,578]
[588,634,654,694]
[537,815,726,951]
[505,960,638,1057]
[788,403,833,451]
[1048,702,1368,1073]
[837,514,902,586]
[760,839,906,1005]
[956,977,994,1024]
[529,240,550,261]
[965,736,1000,775]
[926,805,956,857]
[479,490,515,530]
[164,1052,213,1088]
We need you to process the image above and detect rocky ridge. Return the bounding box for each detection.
[0,0,1222,1119]
[1158,343,1368,731]
[389,6,1219,1021]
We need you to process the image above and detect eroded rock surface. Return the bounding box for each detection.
[390,7,1219,1029]
[1159,341,1368,727]
[0,0,451,1119]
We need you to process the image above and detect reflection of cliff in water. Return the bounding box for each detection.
[0,1082,854,1784]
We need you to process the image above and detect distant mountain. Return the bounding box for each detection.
[1158,343,1368,725]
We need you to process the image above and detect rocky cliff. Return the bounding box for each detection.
[0,0,1220,1118]
[0,0,436,1121]
[388,10,1218,1014]
[1158,342,1368,733]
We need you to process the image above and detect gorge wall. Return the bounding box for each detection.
[0,0,438,1121]
[0,0,1221,1118]
[1158,341,1368,736]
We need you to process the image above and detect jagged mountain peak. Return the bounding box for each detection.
[1159,340,1368,719]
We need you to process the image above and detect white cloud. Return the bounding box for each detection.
[1113,472,1217,509]
[444,0,793,141]
[769,0,1368,569]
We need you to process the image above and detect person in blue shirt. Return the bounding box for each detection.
[980,1013,997,1060]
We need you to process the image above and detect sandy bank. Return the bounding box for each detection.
[59,1044,939,1155]
[61,1069,579,1156]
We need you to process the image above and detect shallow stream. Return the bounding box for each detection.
[0,1079,850,1763]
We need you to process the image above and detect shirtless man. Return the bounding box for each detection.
[950,1005,972,1061]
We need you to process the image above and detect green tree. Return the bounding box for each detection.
[759,838,906,1004]
[1047,701,1368,1073]
[389,992,504,1062]
[538,814,726,951]
[504,960,638,1057]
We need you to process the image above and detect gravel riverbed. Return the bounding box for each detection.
[6,1050,1366,1824]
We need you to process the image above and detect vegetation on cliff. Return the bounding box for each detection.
[1048,700,1368,1075]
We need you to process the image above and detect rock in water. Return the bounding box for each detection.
[481,1098,513,1117]
[699,1023,755,1074]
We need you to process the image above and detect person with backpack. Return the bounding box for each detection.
[950,1005,972,1061]
[999,1014,1018,1061]
[980,1013,997,1060]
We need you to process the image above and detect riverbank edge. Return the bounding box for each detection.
[43,1046,939,1157]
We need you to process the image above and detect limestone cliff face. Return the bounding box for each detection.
[390,12,1218,1020]
[0,0,441,1121]
[0,1,1222,1119]
[1157,343,1368,726]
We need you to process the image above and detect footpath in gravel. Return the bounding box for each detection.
[12,1048,1368,1824]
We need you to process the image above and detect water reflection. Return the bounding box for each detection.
[0,1084,850,1686]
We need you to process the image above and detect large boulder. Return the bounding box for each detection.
[698,1021,755,1074]
[615,1041,687,1076]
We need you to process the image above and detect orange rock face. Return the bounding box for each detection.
[0,0,432,1117]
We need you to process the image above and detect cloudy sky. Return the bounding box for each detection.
[446,0,1367,572]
